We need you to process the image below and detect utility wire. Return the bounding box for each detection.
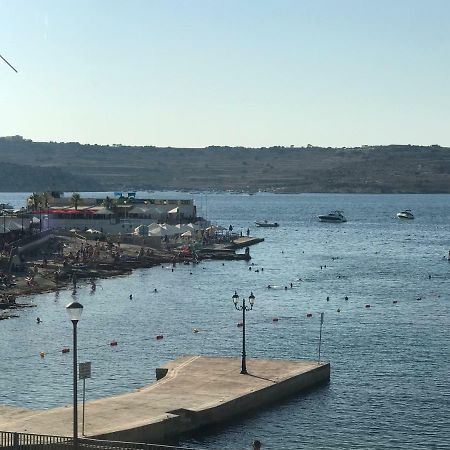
[0,53,18,73]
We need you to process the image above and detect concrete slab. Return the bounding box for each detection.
[0,356,329,443]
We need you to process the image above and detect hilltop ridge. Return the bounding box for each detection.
[0,136,449,193]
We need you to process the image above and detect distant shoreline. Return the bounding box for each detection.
[1,138,450,194]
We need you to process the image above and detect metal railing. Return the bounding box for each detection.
[0,432,198,450]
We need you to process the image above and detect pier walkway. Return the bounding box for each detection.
[0,356,329,444]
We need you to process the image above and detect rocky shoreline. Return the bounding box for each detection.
[0,233,257,319]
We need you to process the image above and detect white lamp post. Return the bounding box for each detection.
[66,301,83,445]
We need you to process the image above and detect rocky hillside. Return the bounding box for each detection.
[1,137,449,193]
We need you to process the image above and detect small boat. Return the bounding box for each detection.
[255,220,279,228]
[396,210,414,220]
[318,211,347,223]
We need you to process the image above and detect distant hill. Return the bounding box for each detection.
[1,136,449,193]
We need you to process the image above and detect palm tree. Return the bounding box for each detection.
[42,192,50,209]
[71,193,81,210]
[103,196,115,210]
[29,193,41,211]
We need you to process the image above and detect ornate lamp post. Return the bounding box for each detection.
[66,301,83,446]
[233,291,255,375]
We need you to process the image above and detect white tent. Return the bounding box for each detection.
[86,228,102,234]
[186,223,202,232]
[129,206,152,215]
[162,224,180,234]
[134,225,149,236]
[181,230,193,237]
[93,207,115,215]
[175,224,192,233]
[148,226,169,236]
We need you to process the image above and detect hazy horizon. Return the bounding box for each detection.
[1,0,449,148]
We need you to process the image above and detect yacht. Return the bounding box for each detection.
[318,211,347,223]
[396,210,414,220]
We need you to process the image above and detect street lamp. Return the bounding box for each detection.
[38,203,42,232]
[233,291,255,375]
[21,207,24,233]
[66,301,83,446]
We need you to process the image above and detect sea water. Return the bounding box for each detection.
[0,192,449,450]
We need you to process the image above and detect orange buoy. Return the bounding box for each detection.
[156,335,164,340]
[62,348,70,354]
[306,313,313,318]
[110,341,118,346]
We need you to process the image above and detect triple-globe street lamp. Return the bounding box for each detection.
[66,301,83,446]
[232,291,255,375]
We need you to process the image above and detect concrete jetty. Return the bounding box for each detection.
[0,356,330,443]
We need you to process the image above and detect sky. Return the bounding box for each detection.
[1,0,450,148]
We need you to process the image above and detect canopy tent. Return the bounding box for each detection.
[93,207,114,215]
[149,224,179,237]
[175,224,192,233]
[186,223,202,231]
[134,225,149,236]
[129,206,152,215]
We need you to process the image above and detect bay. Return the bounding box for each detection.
[0,192,449,450]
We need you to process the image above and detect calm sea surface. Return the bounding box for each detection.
[1,192,449,450]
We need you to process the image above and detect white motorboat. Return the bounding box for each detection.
[255,220,279,228]
[396,210,414,220]
[318,211,347,223]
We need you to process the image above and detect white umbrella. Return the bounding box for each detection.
[86,228,102,234]
[181,230,193,237]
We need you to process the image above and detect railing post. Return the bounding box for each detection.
[13,432,19,450]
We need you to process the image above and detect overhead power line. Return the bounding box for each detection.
[0,53,18,73]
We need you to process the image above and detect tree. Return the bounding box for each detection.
[42,192,50,208]
[29,193,41,210]
[103,196,115,210]
[71,192,81,210]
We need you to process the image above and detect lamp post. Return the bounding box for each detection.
[21,207,25,233]
[66,301,83,446]
[233,291,255,375]
[39,204,42,232]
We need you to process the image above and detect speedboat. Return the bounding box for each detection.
[318,211,347,223]
[396,210,414,220]
[255,220,279,228]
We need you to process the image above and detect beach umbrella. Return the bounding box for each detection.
[86,228,102,234]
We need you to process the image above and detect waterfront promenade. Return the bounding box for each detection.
[0,356,330,443]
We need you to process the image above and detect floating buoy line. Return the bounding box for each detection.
[3,295,422,363]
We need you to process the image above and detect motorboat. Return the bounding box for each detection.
[255,220,279,228]
[318,211,347,223]
[396,210,414,220]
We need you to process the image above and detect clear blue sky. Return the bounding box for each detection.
[1,0,449,147]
